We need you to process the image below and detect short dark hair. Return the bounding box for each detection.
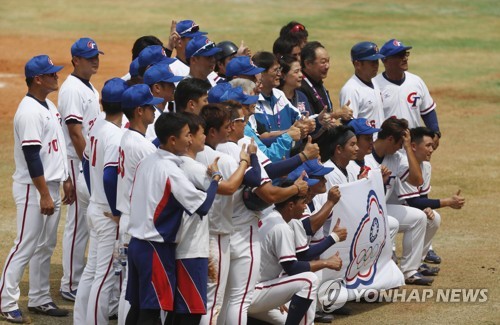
[278,55,300,89]
[315,125,355,162]
[199,104,230,136]
[274,179,304,210]
[122,107,136,121]
[252,51,278,72]
[25,77,34,87]
[132,35,163,60]
[272,37,300,59]
[155,112,189,145]
[102,101,122,115]
[301,41,324,69]
[410,127,435,144]
[174,78,211,112]
[180,111,206,134]
[378,118,409,142]
[279,21,308,44]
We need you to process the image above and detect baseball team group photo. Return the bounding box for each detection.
[0,0,498,324]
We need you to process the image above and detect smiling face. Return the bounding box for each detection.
[305,47,330,81]
[354,59,379,82]
[356,134,374,157]
[413,135,435,162]
[284,61,303,89]
[383,50,410,75]
[261,62,282,92]
[190,125,206,154]
[172,124,192,155]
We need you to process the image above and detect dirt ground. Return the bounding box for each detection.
[0,30,499,325]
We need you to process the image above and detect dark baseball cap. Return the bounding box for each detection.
[185,36,222,59]
[208,82,232,104]
[138,45,176,69]
[129,58,140,77]
[176,20,207,38]
[220,86,259,105]
[143,63,184,85]
[25,55,63,78]
[380,39,412,57]
[121,84,164,110]
[225,56,265,78]
[348,118,381,135]
[71,37,104,58]
[351,41,385,61]
[102,78,129,103]
[287,166,320,186]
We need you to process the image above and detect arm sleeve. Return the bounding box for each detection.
[164,47,173,57]
[244,126,293,162]
[242,154,262,187]
[260,136,278,146]
[406,194,441,210]
[281,260,311,275]
[194,180,218,217]
[301,217,314,236]
[103,166,121,217]
[421,110,440,133]
[22,145,44,178]
[296,236,335,261]
[82,157,91,194]
[264,154,302,179]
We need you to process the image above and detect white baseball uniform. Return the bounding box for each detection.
[216,138,271,325]
[364,152,426,277]
[58,74,101,294]
[249,210,318,325]
[339,74,385,129]
[115,128,156,325]
[74,119,123,325]
[169,59,219,87]
[1,95,68,312]
[145,106,162,141]
[373,71,436,129]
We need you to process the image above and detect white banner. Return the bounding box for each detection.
[319,169,404,300]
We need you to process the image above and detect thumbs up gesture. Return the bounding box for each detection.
[336,100,353,121]
[332,218,347,242]
[301,136,320,161]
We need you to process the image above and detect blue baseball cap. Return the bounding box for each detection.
[71,37,104,58]
[225,56,265,78]
[186,36,222,59]
[220,86,259,105]
[102,78,129,103]
[351,41,385,61]
[208,82,232,103]
[138,45,176,69]
[348,118,381,135]
[25,55,63,78]
[143,63,184,85]
[287,167,320,186]
[176,20,207,38]
[129,58,140,77]
[380,39,412,57]
[121,84,164,110]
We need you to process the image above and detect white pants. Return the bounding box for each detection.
[249,272,318,325]
[0,181,61,312]
[388,215,400,250]
[219,219,261,325]
[117,214,131,325]
[422,210,441,260]
[74,202,118,325]
[61,158,89,293]
[386,204,426,277]
[200,233,230,325]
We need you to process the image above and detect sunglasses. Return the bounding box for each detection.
[392,51,410,59]
[180,24,200,36]
[291,24,305,33]
[191,41,216,57]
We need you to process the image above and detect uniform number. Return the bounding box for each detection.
[47,139,59,154]
[90,136,98,167]
[118,147,125,178]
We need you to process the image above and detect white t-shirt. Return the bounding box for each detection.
[128,149,206,243]
[116,129,156,215]
[339,74,385,129]
[13,96,67,184]
[58,74,101,159]
[88,119,123,206]
[177,156,211,259]
[373,71,436,129]
[258,210,297,282]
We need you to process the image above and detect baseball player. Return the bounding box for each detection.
[73,78,129,325]
[248,179,343,325]
[115,84,160,325]
[174,78,212,114]
[125,113,220,324]
[58,37,103,301]
[0,55,71,323]
[185,35,222,86]
[373,39,441,139]
[394,127,465,267]
[339,42,385,129]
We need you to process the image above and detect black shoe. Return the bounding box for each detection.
[332,305,352,315]
[28,302,68,317]
[424,249,442,264]
[418,263,440,276]
[405,272,434,286]
[315,311,334,323]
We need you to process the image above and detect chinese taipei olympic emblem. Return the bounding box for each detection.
[345,189,387,288]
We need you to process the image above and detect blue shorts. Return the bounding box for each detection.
[175,258,208,314]
[126,238,176,311]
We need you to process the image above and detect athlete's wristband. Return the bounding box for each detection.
[329,233,340,243]
[240,158,250,165]
[300,151,309,161]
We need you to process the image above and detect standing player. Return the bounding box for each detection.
[185,35,222,86]
[339,42,385,129]
[0,55,72,323]
[115,84,160,325]
[374,39,441,140]
[58,37,103,301]
[73,78,129,325]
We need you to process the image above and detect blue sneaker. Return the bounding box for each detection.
[405,272,434,286]
[424,249,442,264]
[1,309,30,323]
[419,263,440,276]
[60,289,77,302]
[28,302,68,317]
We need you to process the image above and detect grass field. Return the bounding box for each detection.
[0,0,499,324]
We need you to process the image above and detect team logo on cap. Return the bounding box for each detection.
[392,40,402,47]
[87,41,97,49]
[407,91,420,108]
[47,57,54,66]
